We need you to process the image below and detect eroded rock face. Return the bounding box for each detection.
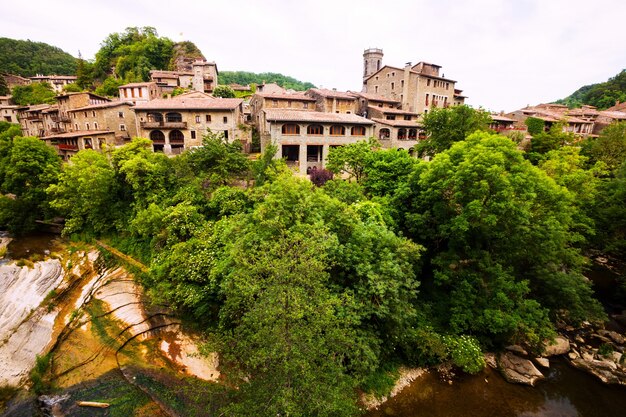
[497,352,545,386]
[543,336,570,356]
[570,357,626,385]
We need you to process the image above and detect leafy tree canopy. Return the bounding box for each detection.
[415,105,492,157]
[212,85,235,98]
[11,82,57,105]
[0,37,76,76]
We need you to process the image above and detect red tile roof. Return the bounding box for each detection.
[264,109,373,124]
[119,82,157,88]
[42,130,113,140]
[367,106,419,116]
[371,118,422,128]
[68,101,135,112]
[348,91,401,104]
[256,92,316,101]
[308,88,357,100]
[134,97,243,111]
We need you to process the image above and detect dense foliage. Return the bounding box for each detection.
[4,106,626,414]
[219,71,315,90]
[556,69,626,109]
[0,37,76,76]
[10,82,57,105]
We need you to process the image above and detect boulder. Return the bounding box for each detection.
[570,357,626,385]
[598,330,625,345]
[568,349,580,360]
[497,352,544,386]
[484,353,497,369]
[505,345,528,356]
[534,357,550,368]
[543,336,570,356]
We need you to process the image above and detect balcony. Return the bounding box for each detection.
[141,121,187,129]
[50,127,66,134]
[57,143,78,151]
[26,115,43,121]
[51,115,71,123]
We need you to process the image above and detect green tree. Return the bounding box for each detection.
[76,57,96,90]
[394,132,603,346]
[0,74,9,96]
[11,82,56,105]
[583,121,626,174]
[0,136,61,233]
[527,122,576,165]
[212,85,235,98]
[62,83,82,93]
[0,37,76,76]
[525,117,545,135]
[416,105,492,157]
[219,71,315,91]
[589,162,626,256]
[47,150,118,235]
[94,76,124,97]
[362,148,419,197]
[326,137,379,183]
[557,69,626,109]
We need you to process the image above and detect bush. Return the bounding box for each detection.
[443,335,485,374]
[309,167,334,187]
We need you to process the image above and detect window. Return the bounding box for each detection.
[148,112,163,122]
[408,128,417,139]
[223,116,228,123]
[392,71,395,76]
[330,125,345,136]
[85,123,90,130]
[288,101,292,107]
[131,89,135,98]
[379,128,390,140]
[282,123,300,135]
[74,123,79,130]
[84,111,87,117]
[169,130,184,142]
[425,94,429,106]
[307,124,323,135]
[224,130,228,139]
[191,130,196,139]
[385,115,396,120]
[404,115,412,120]
[195,115,200,123]
[375,86,378,93]
[120,124,126,131]
[351,126,366,136]
[118,112,124,118]
[398,128,407,139]
[272,99,278,107]
[166,112,182,122]
[401,80,404,88]
[206,114,211,122]
[427,79,431,87]
[391,82,395,90]
[92,111,96,117]
[94,122,98,130]
[304,103,308,109]
[138,88,143,97]
[123,90,128,98]
[150,130,165,142]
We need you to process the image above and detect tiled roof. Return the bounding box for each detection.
[69,101,134,112]
[256,92,316,101]
[264,109,374,124]
[597,110,626,120]
[371,118,422,128]
[150,70,193,78]
[133,97,242,111]
[42,130,113,140]
[348,91,400,103]
[30,75,77,80]
[56,92,110,101]
[21,104,52,112]
[367,106,419,116]
[308,88,357,100]
[490,114,516,122]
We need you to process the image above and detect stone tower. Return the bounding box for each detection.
[363,48,383,85]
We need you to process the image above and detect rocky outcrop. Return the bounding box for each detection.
[497,352,544,386]
[543,336,571,356]
[570,356,626,385]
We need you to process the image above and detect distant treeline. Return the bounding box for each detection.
[219,71,316,91]
[556,69,626,110]
[0,37,77,77]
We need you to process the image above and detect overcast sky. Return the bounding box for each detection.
[3,0,625,111]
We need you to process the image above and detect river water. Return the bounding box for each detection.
[367,358,626,417]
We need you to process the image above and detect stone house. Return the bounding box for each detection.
[305,88,359,114]
[0,96,19,123]
[261,109,374,174]
[348,91,401,117]
[507,104,595,136]
[2,73,31,90]
[67,101,136,143]
[41,130,116,160]
[362,48,464,115]
[250,91,316,134]
[17,104,51,137]
[118,82,161,104]
[150,60,218,94]
[133,92,245,154]
[29,75,77,93]
[366,106,422,150]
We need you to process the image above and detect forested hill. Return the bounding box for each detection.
[0,37,77,76]
[219,71,316,90]
[556,69,626,109]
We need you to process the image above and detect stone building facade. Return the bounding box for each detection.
[366,106,422,150]
[305,88,359,114]
[150,60,218,94]
[118,82,162,104]
[133,92,245,154]
[67,101,136,143]
[0,96,19,123]
[261,109,374,173]
[250,91,316,134]
[29,75,78,93]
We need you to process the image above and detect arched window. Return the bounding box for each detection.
[330,125,345,136]
[307,124,323,135]
[169,130,184,142]
[282,124,300,135]
[166,112,182,122]
[351,126,366,136]
[150,130,165,142]
[147,112,163,122]
[379,128,390,140]
[408,128,417,139]
[398,128,407,140]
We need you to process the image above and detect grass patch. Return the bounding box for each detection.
[85,299,122,350]
[0,245,7,257]
[360,363,401,399]
[29,352,52,394]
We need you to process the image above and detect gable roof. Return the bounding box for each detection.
[264,109,374,124]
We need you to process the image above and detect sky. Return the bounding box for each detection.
[2,0,625,112]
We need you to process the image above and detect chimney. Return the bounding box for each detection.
[405,62,412,67]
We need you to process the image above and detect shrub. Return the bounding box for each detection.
[309,167,334,187]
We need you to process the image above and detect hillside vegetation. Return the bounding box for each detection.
[556,69,626,109]
[219,71,315,90]
[0,37,77,77]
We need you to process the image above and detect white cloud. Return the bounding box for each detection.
[2,0,625,111]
